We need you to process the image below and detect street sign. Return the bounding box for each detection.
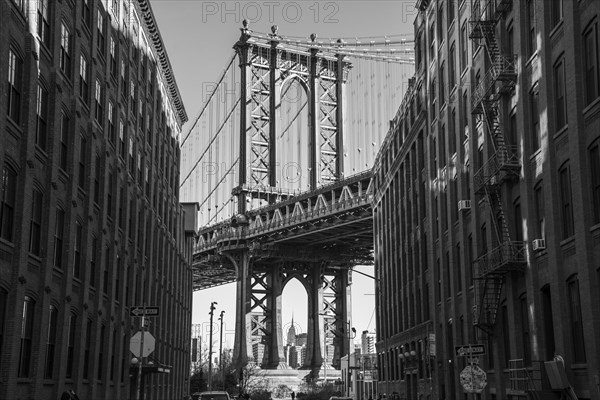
[459,365,487,393]
[466,356,480,365]
[130,306,159,317]
[455,344,486,357]
[130,331,156,358]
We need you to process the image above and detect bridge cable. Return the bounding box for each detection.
[180,53,237,147]
[197,158,240,211]
[179,97,241,188]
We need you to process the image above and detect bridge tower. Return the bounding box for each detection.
[227,22,354,374]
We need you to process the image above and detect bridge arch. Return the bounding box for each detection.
[276,74,311,191]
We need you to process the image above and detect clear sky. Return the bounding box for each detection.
[149,0,415,350]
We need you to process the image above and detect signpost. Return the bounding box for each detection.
[456,344,487,395]
[130,306,159,317]
[130,304,159,400]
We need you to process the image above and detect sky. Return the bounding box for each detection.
[149,0,415,350]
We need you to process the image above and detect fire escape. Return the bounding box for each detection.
[469,0,525,334]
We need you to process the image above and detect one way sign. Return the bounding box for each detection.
[130,306,160,317]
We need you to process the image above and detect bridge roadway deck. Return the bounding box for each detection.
[192,171,375,290]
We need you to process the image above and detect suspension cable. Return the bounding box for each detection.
[179,98,241,188]
[180,53,237,147]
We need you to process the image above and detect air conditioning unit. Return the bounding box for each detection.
[458,200,471,211]
[532,239,546,251]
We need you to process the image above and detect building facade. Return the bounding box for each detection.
[0,1,195,399]
[374,0,600,399]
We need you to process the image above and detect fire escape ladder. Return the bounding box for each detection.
[509,359,543,400]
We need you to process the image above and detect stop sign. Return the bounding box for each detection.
[459,365,487,393]
[130,331,155,358]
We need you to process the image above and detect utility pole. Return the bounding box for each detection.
[219,310,225,390]
[208,301,218,391]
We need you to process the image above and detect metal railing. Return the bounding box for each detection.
[474,241,527,278]
[473,146,520,193]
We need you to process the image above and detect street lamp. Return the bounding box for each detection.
[219,310,225,390]
[208,301,218,391]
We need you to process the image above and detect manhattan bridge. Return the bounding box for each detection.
[180,22,415,377]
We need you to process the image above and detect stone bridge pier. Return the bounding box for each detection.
[228,249,352,374]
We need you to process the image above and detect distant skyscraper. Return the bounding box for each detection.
[287,317,297,346]
[361,331,376,354]
[296,332,308,347]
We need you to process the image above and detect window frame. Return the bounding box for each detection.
[7,48,23,123]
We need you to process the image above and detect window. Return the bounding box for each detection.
[591,144,600,223]
[429,24,435,60]
[449,108,456,155]
[554,57,567,130]
[108,101,116,143]
[94,153,101,204]
[130,81,136,110]
[29,189,43,256]
[35,84,48,151]
[107,170,114,219]
[559,163,574,239]
[584,22,599,105]
[7,49,23,123]
[0,165,17,242]
[43,305,58,379]
[507,24,514,57]
[501,303,511,368]
[437,5,444,43]
[551,0,563,28]
[448,0,455,24]
[79,55,89,101]
[541,285,556,359]
[65,313,77,378]
[0,288,6,362]
[568,275,586,362]
[79,134,87,189]
[455,243,462,293]
[89,236,98,287]
[461,90,468,135]
[37,0,51,47]
[60,23,72,77]
[53,208,65,269]
[120,59,127,95]
[18,296,35,378]
[103,247,110,294]
[534,183,545,239]
[98,324,105,380]
[82,0,91,27]
[430,78,437,116]
[119,120,126,159]
[440,62,446,105]
[97,10,106,56]
[519,294,531,365]
[110,329,117,381]
[83,319,92,379]
[514,200,523,242]
[526,0,536,57]
[12,0,25,13]
[74,222,82,279]
[59,112,69,171]
[110,37,117,77]
[530,88,540,151]
[460,21,468,71]
[94,79,103,125]
[449,43,456,89]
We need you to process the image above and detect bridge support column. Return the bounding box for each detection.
[303,263,324,371]
[332,268,352,368]
[264,264,288,369]
[232,251,254,368]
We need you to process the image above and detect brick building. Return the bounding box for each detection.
[373,0,600,399]
[0,0,196,399]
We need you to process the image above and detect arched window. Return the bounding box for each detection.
[559,161,574,238]
[0,164,17,241]
[44,305,58,378]
[18,296,35,377]
[65,312,77,378]
[35,83,49,150]
[567,275,586,362]
[53,207,65,269]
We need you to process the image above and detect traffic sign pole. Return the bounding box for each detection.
[136,303,146,400]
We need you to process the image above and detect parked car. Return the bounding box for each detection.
[192,392,231,400]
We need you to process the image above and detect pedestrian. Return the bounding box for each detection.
[291,392,296,400]
[60,391,71,400]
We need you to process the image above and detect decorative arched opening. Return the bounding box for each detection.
[277,76,311,191]
[281,275,309,369]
